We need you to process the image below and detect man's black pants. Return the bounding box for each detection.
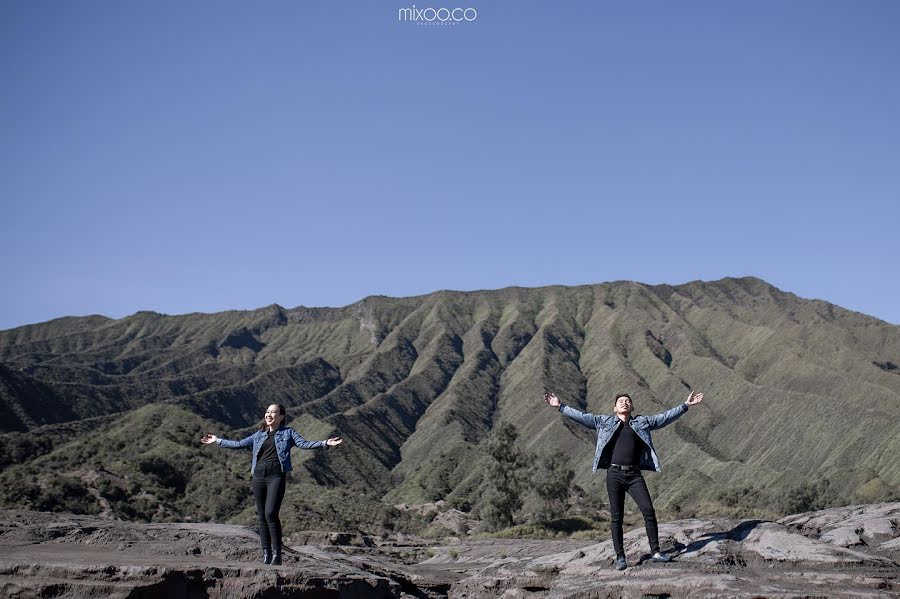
[252,459,287,552]
[606,468,659,557]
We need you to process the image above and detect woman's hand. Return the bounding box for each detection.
[200,434,219,445]
[325,437,343,447]
[686,391,704,406]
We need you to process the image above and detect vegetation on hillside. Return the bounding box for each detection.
[1,277,899,536]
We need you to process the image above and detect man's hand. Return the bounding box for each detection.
[543,391,560,408]
[686,391,704,406]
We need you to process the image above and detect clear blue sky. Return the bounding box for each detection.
[2,0,898,330]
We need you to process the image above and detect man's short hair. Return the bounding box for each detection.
[614,393,632,403]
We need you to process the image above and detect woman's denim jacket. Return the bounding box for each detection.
[217,426,326,474]
[559,402,688,472]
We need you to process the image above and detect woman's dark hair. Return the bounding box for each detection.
[257,403,287,432]
[614,393,632,403]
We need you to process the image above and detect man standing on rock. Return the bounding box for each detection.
[543,390,704,570]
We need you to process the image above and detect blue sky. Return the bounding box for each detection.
[2,0,898,329]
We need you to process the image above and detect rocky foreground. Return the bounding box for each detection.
[1,503,898,598]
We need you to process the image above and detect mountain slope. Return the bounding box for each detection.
[1,277,898,527]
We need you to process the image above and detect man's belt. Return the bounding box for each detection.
[609,464,640,471]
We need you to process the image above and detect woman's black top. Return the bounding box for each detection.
[256,430,279,464]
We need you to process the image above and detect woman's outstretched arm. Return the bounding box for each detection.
[200,433,255,448]
[288,428,343,449]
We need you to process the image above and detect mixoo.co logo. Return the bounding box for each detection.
[398,5,478,25]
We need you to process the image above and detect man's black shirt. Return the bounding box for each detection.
[606,420,648,466]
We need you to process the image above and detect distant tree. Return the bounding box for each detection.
[529,450,574,523]
[417,454,454,501]
[480,423,528,531]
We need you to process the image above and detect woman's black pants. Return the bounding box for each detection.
[606,468,659,557]
[252,460,286,552]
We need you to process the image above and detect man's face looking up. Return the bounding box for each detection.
[615,395,633,416]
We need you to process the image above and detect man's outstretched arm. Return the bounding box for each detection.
[645,391,704,430]
[544,391,598,430]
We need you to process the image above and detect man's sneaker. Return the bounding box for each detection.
[614,556,628,571]
[650,551,671,563]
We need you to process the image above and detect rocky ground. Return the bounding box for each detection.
[1,503,898,598]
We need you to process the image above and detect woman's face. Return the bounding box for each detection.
[264,404,284,429]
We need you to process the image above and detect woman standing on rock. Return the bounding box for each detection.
[201,404,342,565]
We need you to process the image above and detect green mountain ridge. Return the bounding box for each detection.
[1,277,899,531]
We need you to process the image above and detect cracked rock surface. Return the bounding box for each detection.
[0,510,416,598]
[1,503,899,598]
[447,503,900,598]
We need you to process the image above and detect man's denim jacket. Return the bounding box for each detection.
[559,402,688,472]
[217,427,326,474]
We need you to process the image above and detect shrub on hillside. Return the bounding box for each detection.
[777,479,838,515]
